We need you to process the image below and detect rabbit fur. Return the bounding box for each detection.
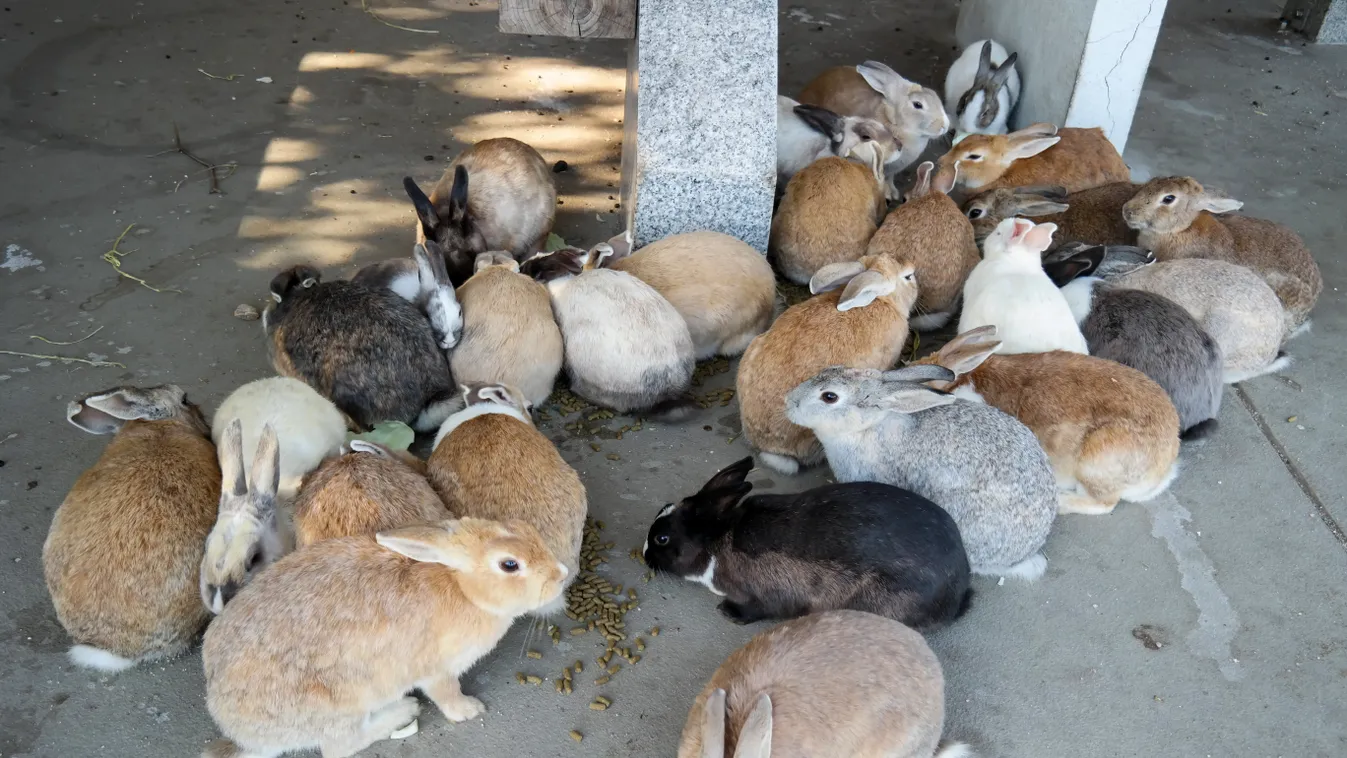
[770,149,889,285]
[349,242,464,351]
[786,365,1058,579]
[945,40,1020,137]
[45,385,219,673]
[963,183,1137,249]
[677,611,971,758]
[736,254,918,476]
[959,218,1088,355]
[937,123,1130,194]
[776,97,899,183]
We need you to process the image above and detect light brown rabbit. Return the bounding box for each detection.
[292,441,450,547]
[770,145,888,285]
[678,610,970,758]
[963,183,1138,249]
[451,251,564,406]
[610,230,777,359]
[201,518,567,758]
[937,123,1130,194]
[916,326,1179,515]
[44,385,219,673]
[867,162,980,331]
[427,383,586,609]
[404,137,556,285]
[737,254,918,475]
[1122,176,1322,329]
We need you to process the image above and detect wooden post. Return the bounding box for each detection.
[499,0,635,39]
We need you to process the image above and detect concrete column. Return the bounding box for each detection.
[619,0,777,251]
[1283,0,1347,43]
[956,0,1168,153]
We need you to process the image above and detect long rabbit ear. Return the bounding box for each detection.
[856,60,907,97]
[1006,136,1060,160]
[793,104,846,143]
[404,176,440,238]
[1196,188,1243,214]
[976,40,994,81]
[884,365,956,384]
[991,52,1018,87]
[734,693,773,758]
[447,166,470,226]
[699,689,727,758]
[934,326,1002,375]
[250,423,280,499]
[809,261,866,294]
[220,418,248,497]
[837,270,895,311]
[877,384,959,414]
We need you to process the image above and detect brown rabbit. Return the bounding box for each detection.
[44,385,219,672]
[201,518,567,758]
[916,327,1180,515]
[1122,176,1322,329]
[293,441,450,547]
[963,183,1137,249]
[427,383,587,609]
[770,146,888,285]
[937,123,1130,194]
[451,252,564,407]
[867,162,980,331]
[611,230,777,359]
[737,255,918,475]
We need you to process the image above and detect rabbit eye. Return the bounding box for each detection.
[245,551,262,571]
[654,534,670,546]
[968,208,983,219]
[499,559,520,573]
[821,391,839,404]
[912,101,924,110]
[1161,195,1176,205]
[860,134,872,141]
[966,154,983,161]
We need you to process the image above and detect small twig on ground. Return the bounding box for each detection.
[0,350,125,368]
[197,68,243,81]
[361,0,439,33]
[101,224,180,294]
[30,326,103,346]
[169,123,228,193]
[0,432,18,445]
[174,162,238,193]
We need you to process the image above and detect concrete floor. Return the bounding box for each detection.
[2,0,1346,755]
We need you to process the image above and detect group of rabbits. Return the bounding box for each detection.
[37,38,1322,758]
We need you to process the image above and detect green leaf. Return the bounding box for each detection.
[346,420,415,452]
[544,233,567,252]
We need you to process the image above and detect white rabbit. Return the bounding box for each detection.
[945,40,1020,138]
[959,218,1088,354]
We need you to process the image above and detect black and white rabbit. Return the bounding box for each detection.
[642,457,972,630]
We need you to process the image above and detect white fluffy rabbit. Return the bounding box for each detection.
[945,40,1020,138]
[959,218,1088,355]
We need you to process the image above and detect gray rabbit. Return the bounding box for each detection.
[786,365,1057,580]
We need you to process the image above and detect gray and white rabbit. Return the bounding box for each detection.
[349,242,464,353]
[944,40,1020,138]
[786,365,1057,580]
[776,97,899,183]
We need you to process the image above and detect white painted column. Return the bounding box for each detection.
[956,0,1168,153]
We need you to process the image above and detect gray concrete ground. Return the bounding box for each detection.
[1,0,1345,756]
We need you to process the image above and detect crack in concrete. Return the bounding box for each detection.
[1101,0,1163,136]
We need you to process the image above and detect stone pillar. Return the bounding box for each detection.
[956,0,1169,153]
[619,0,777,251]
[1283,0,1347,43]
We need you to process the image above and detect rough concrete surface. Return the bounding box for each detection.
[1,0,1345,756]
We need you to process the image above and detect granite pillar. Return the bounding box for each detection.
[1283,0,1347,43]
[619,0,777,251]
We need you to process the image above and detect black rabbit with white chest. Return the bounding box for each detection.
[643,457,972,630]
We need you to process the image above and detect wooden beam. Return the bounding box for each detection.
[499,0,635,39]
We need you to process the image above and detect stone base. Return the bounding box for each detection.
[1283,0,1347,43]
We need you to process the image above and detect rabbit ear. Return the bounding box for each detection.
[699,689,727,758]
[447,166,470,226]
[1196,189,1243,214]
[794,104,846,144]
[698,457,755,497]
[976,40,994,80]
[1014,122,1059,138]
[464,383,519,410]
[69,385,183,434]
[991,52,1018,86]
[934,327,1002,375]
[878,383,959,414]
[838,270,896,311]
[348,439,394,458]
[1006,135,1060,161]
[250,424,280,499]
[403,176,441,239]
[884,365,956,383]
[1011,196,1069,216]
[910,162,934,197]
[413,243,441,296]
[606,229,634,259]
[1021,222,1057,252]
[856,61,908,97]
[376,521,469,569]
[931,161,958,195]
[219,418,248,498]
[734,693,773,758]
[809,261,866,294]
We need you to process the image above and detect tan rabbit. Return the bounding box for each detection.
[737,254,918,475]
[770,145,888,285]
[451,251,564,406]
[678,610,970,758]
[201,518,567,758]
[963,183,1137,249]
[427,383,586,608]
[44,385,219,672]
[610,230,777,358]
[293,441,450,547]
[916,327,1180,515]
[1122,176,1322,329]
[937,123,1130,194]
[867,162,980,331]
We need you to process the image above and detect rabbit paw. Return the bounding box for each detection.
[437,694,486,722]
[718,599,767,625]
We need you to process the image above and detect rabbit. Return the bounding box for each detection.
[786,365,1058,580]
[737,254,918,476]
[264,264,456,432]
[642,457,972,629]
[915,326,1181,514]
[1122,176,1322,329]
[945,39,1020,138]
[349,243,463,352]
[798,61,950,173]
[678,611,972,758]
[292,440,450,548]
[776,97,899,183]
[611,230,777,359]
[528,245,698,419]
[959,217,1088,354]
[403,137,556,286]
[1045,247,1225,440]
[201,377,347,614]
[44,385,219,672]
[428,383,586,607]
[1107,257,1290,383]
[962,183,1138,249]
[770,145,889,285]
[451,251,563,406]
[201,518,568,758]
[936,123,1130,194]
[867,161,980,330]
